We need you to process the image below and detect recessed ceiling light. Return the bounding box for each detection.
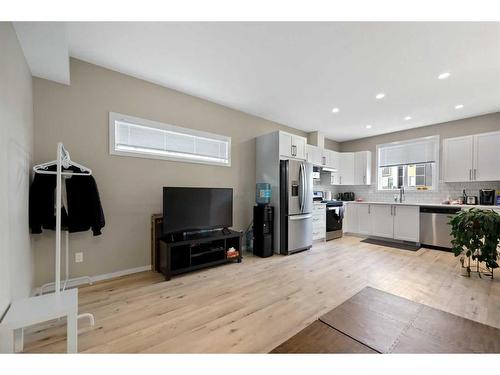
[366,125,372,129]
[375,93,385,99]
[438,72,451,80]
[455,104,464,109]
[404,116,412,121]
[332,107,339,113]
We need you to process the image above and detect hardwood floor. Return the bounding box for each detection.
[23,235,500,353]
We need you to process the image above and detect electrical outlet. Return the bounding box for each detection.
[75,252,83,263]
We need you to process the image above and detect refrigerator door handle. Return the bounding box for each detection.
[290,214,312,220]
[302,163,306,213]
[298,163,304,213]
[301,163,306,213]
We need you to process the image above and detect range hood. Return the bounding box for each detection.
[321,167,337,172]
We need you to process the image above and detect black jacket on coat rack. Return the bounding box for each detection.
[29,165,105,236]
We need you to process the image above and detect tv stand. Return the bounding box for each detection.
[159,229,242,281]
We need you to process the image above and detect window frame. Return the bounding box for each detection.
[376,135,439,192]
[109,112,231,167]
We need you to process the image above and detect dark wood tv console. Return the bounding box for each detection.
[159,229,242,281]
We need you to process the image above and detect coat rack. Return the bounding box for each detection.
[33,142,95,326]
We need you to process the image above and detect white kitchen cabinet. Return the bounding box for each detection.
[330,172,339,185]
[474,131,500,181]
[326,150,340,170]
[338,152,355,185]
[345,203,420,243]
[293,135,307,160]
[343,203,357,233]
[319,148,329,167]
[279,131,307,160]
[332,151,370,186]
[354,151,371,185]
[306,144,322,165]
[312,203,326,240]
[370,204,394,238]
[443,130,500,182]
[443,135,474,182]
[392,205,419,242]
[306,144,370,185]
[357,204,371,235]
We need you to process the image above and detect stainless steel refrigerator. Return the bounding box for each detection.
[279,159,313,255]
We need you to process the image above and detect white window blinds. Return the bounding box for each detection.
[110,113,231,166]
[378,136,439,167]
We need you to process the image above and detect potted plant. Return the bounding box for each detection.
[449,208,500,279]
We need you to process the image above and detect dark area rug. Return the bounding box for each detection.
[360,238,420,251]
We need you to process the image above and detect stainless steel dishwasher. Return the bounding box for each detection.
[419,206,462,249]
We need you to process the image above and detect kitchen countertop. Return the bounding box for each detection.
[343,201,500,210]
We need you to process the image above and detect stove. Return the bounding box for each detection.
[322,200,343,240]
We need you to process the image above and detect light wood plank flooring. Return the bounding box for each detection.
[23,236,500,353]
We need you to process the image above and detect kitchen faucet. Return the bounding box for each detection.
[399,186,405,203]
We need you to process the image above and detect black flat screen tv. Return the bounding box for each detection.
[163,187,233,234]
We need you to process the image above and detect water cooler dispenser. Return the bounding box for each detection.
[253,183,274,257]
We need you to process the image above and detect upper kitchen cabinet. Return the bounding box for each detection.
[338,152,355,185]
[307,145,339,170]
[306,144,323,165]
[443,135,474,182]
[474,131,500,181]
[326,150,340,170]
[354,151,372,185]
[443,130,500,182]
[332,151,371,185]
[279,131,307,160]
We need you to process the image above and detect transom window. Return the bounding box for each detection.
[377,136,439,191]
[109,112,231,167]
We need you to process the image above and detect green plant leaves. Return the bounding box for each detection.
[449,208,500,270]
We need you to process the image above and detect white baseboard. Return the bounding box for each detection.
[34,265,152,295]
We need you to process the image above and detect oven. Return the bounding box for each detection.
[325,201,343,240]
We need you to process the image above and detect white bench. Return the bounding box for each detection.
[0,289,78,353]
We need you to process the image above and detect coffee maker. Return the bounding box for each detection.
[479,189,495,205]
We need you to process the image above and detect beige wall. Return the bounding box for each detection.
[340,112,500,182]
[0,23,34,316]
[33,58,306,286]
[324,138,340,152]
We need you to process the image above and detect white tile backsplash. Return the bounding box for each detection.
[314,175,500,204]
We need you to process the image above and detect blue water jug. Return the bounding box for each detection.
[256,183,271,205]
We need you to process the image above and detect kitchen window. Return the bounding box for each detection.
[377,136,439,191]
[109,112,231,166]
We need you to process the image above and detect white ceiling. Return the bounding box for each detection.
[52,23,500,140]
[14,22,70,85]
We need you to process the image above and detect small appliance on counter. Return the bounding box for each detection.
[324,191,333,201]
[479,189,495,205]
[466,196,478,205]
[336,192,355,201]
[313,191,324,201]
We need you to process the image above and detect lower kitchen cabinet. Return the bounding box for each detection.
[392,205,419,242]
[357,203,371,235]
[343,203,419,243]
[370,204,394,238]
[312,203,326,241]
[343,203,357,233]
